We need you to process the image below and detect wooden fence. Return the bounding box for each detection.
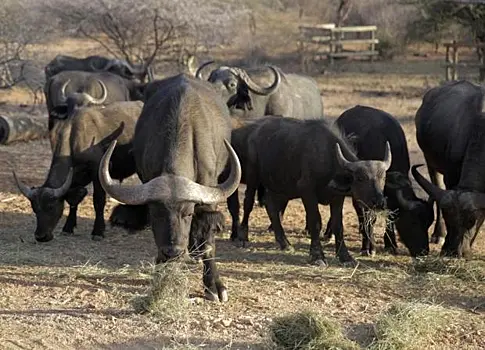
[444,40,485,81]
[298,23,379,72]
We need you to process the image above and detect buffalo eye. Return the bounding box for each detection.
[227,81,237,90]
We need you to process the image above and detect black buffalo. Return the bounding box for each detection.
[45,54,153,82]
[13,101,143,242]
[322,105,433,257]
[98,74,241,302]
[240,116,392,265]
[413,80,485,257]
[44,70,146,129]
[195,61,324,119]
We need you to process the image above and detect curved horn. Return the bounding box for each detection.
[336,143,357,172]
[383,141,392,170]
[229,66,281,95]
[195,60,215,79]
[83,80,108,105]
[99,139,241,205]
[60,79,71,103]
[12,171,34,199]
[411,164,448,205]
[395,189,417,211]
[46,168,73,198]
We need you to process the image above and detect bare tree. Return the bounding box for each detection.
[40,0,248,74]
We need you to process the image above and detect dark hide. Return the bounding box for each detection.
[323,105,433,257]
[413,80,485,257]
[205,65,324,119]
[242,116,391,265]
[14,101,142,242]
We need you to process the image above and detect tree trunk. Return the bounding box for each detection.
[0,114,48,145]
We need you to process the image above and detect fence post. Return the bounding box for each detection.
[452,40,458,80]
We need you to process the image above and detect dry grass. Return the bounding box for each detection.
[412,257,485,283]
[268,310,360,350]
[368,301,454,350]
[132,261,192,324]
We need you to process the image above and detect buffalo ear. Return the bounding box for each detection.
[65,187,88,205]
[227,84,253,111]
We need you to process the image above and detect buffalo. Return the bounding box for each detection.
[44,70,146,129]
[99,74,241,302]
[322,105,433,257]
[195,61,324,119]
[13,100,143,242]
[45,54,153,82]
[413,80,485,257]
[239,116,392,265]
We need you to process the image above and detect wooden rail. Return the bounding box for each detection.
[298,23,379,72]
[443,40,485,81]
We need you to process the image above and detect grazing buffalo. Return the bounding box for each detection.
[241,116,392,265]
[44,70,145,129]
[13,100,143,242]
[45,54,153,82]
[98,74,241,302]
[322,105,433,257]
[413,80,485,257]
[195,61,324,119]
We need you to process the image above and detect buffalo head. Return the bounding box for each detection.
[50,78,108,120]
[385,171,433,256]
[195,61,281,112]
[335,142,392,210]
[98,139,241,262]
[412,164,485,258]
[12,169,79,242]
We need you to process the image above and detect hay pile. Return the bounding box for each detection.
[268,310,360,350]
[413,257,485,282]
[368,302,452,350]
[133,261,191,324]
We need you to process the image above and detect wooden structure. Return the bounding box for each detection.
[0,114,48,145]
[444,40,485,81]
[298,23,379,72]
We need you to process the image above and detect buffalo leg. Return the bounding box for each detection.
[353,198,377,256]
[62,187,88,234]
[264,192,292,250]
[196,211,227,302]
[91,178,106,240]
[267,201,288,231]
[383,212,398,254]
[301,193,326,265]
[426,163,446,244]
[62,205,78,234]
[239,166,260,244]
[227,191,240,241]
[322,216,333,242]
[330,196,355,264]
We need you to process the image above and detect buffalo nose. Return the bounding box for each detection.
[35,233,54,242]
[160,246,185,261]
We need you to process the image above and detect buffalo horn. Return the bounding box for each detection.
[99,139,242,205]
[411,164,448,205]
[48,168,73,198]
[229,66,281,95]
[383,141,392,170]
[12,171,34,199]
[195,60,216,79]
[336,143,357,172]
[84,80,108,105]
[59,79,71,103]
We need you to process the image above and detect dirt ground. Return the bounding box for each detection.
[1,47,485,349]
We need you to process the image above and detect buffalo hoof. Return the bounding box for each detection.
[91,235,104,241]
[62,231,74,236]
[204,288,228,303]
[341,258,358,268]
[321,234,332,243]
[360,249,376,257]
[280,244,294,252]
[312,258,328,267]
